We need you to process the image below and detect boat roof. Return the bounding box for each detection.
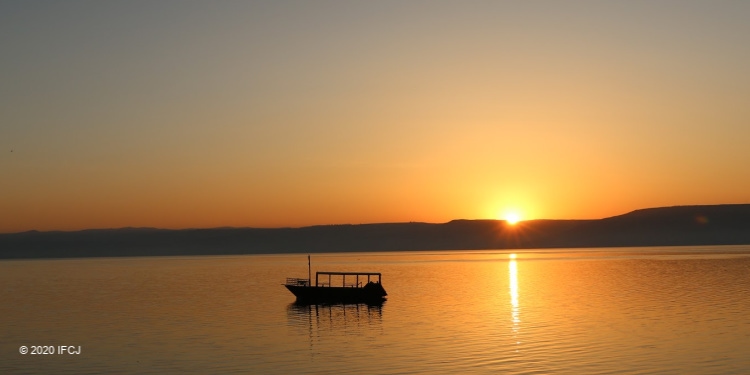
[316,271,381,276]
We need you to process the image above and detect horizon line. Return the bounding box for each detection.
[4,203,749,235]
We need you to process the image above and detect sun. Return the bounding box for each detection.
[493,205,528,225]
[504,212,521,225]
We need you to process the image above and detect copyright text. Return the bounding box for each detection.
[19,346,81,355]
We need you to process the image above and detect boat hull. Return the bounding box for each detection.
[285,283,387,304]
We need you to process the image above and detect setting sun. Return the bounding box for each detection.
[505,212,521,225]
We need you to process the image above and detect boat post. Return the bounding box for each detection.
[308,255,311,287]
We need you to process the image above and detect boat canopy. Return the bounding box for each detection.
[315,271,381,288]
[316,272,381,276]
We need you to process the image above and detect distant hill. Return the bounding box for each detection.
[2,204,750,259]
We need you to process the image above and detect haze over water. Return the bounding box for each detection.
[3,246,750,374]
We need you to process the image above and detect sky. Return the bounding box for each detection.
[2,1,749,233]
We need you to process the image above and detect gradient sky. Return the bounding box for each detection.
[2,1,749,232]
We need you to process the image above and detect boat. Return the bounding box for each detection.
[284,256,387,304]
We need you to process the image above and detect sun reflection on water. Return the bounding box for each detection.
[509,254,520,347]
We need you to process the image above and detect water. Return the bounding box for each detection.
[2,246,750,374]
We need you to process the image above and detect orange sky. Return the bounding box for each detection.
[2,1,750,233]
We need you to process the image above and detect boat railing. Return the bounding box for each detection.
[285,273,382,289]
[316,282,362,288]
[285,278,310,287]
[315,271,381,288]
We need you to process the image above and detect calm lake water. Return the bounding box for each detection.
[2,246,750,374]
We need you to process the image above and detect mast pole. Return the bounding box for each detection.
[308,254,311,286]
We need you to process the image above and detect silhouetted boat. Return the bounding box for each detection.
[284,256,387,304]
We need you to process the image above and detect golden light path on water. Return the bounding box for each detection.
[509,253,520,349]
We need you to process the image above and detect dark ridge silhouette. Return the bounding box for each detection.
[2,204,750,259]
